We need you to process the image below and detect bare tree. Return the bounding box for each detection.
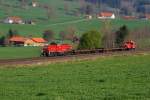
[65,26,78,42]
[0,0,3,5]
[79,0,86,8]
[85,4,94,15]
[78,0,87,14]
[64,1,69,13]
[20,0,28,9]
[5,4,12,16]
[59,31,66,41]
[101,20,116,48]
[120,0,135,15]
[43,29,55,42]
[43,4,55,19]
[127,26,150,49]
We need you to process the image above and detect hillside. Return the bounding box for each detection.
[0,0,150,38]
[0,0,80,23]
[0,0,82,36]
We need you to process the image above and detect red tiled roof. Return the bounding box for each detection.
[99,12,113,17]
[31,38,46,43]
[8,16,22,22]
[9,36,27,42]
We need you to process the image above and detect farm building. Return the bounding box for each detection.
[85,15,93,19]
[9,36,47,46]
[145,14,150,19]
[4,16,24,24]
[30,38,47,46]
[32,1,38,7]
[97,12,115,19]
[9,36,26,46]
[122,16,137,20]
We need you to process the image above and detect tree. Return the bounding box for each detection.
[7,29,19,38]
[115,25,129,47]
[120,0,136,15]
[19,0,29,9]
[78,30,102,49]
[65,26,77,41]
[85,4,93,15]
[127,26,150,49]
[101,20,116,48]
[78,0,87,14]
[59,31,66,41]
[0,36,5,46]
[0,36,9,46]
[64,1,69,13]
[43,30,54,42]
[43,4,55,19]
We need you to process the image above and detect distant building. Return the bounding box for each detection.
[145,14,150,19]
[31,38,47,46]
[97,12,115,19]
[24,20,35,25]
[122,16,137,20]
[9,36,26,46]
[9,36,47,46]
[85,15,92,19]
[4,16,23,24]
[32,2,38,7]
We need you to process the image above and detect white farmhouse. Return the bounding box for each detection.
[32,1,38,7]
[4,16,23,24]
[97,12,115,19]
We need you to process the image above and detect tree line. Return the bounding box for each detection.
[1,24,150,49]
[0,25,129,49]
[0,26,79,46]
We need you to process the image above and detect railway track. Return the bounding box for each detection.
[0,49,149,67]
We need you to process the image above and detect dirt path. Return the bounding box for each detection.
[0,50,149,67]
[46,18,88,27]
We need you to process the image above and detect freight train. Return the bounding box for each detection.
[41,40,136,57]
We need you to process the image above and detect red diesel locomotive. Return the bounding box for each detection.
[123,40,136,50]
[41,40,136,57]
[42,43,72,56]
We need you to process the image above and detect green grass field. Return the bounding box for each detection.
[0,19,150,37]
[0,0,150,60]
[0,54,150,99]
[0,47,41,59]
[0,0,150,37]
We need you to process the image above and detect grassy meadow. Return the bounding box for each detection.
[0,53,149,99]
[0,19,150,37]
[0,47,41,59]
[0,1,149,100]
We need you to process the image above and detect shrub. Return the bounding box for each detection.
[78,30,102,49]
[7,29,19,38]
[115,25,129,47]
[43,29,54,42]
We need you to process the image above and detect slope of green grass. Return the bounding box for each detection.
[0,54,150,99]
[0,19,150,37]
[0,0,150,37]
[0,47,41,59]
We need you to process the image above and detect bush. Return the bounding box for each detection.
[115,25,129,47]
[0,36,9,46]
[7,29,19,38]
[78,30,102,49]
[43,29,54,42]
[0,36,5,46]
